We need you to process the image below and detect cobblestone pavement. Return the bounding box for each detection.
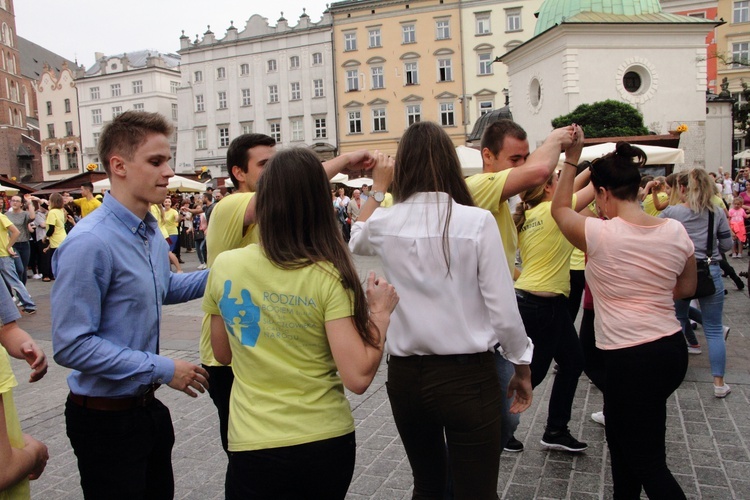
[8,252,750,499]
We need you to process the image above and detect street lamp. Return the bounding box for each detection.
[502,88,509,106]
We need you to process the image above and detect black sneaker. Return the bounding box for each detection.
[22,309,36,315]
[503,436,524,453]
[540,429,587,452]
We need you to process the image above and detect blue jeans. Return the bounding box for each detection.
[12,241,30,285]
[494,352,519,447]
[196,238,206,265]
[0,256,35,310]
[674,264,725,377]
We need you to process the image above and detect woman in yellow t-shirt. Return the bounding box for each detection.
[41,193,67,282]
[204,148,398,500]
[642,176,669,216]
[161,197,180,253]
[511,132,594,453]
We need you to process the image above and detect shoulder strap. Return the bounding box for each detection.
[706,210,714,262]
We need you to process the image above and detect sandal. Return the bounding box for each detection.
[42,277,51,282]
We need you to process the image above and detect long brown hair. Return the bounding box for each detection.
[392,121,474,272]
[256,148,377,347]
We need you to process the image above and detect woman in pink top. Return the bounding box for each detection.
[551,139,696,500]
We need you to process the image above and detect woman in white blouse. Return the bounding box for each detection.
[349,121,533,500]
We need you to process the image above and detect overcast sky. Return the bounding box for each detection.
[15,1,330,68]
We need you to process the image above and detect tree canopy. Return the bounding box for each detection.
[551,100,649,138]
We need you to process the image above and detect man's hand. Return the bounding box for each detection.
[167,359,209,397]
[20,341,47,382]
[507,365,533,414]
[547,125,576,152]
[347,150,376,171]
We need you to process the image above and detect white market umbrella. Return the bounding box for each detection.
[330,172,348,184]
[456,145,483,176]
[344,177,373,188]
[558,142,684,167]
[92,177,110,193]
[167,175,208,193]
[734,149,750,160]
[0,185,19,195]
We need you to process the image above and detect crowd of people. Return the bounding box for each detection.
[0,109,743,500]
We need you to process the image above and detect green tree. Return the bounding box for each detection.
[551,100,649,138]
[734,80,750,140]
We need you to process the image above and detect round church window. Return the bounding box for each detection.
[623,71,641,93]
[529,78,542,107]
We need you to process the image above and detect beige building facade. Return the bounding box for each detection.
[330,0,464,155]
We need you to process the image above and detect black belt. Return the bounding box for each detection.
[68,384,160,411]
[515,289,564,302]
[389,352,492,366]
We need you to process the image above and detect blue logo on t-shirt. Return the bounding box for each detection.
[219,280,261,347]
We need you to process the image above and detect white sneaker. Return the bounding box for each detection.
[197,264,207,270]
[723,326,731,340]
[714,384,731,398]
[591,411,605,426]
[32,274,42,280]
[687,344,702,355]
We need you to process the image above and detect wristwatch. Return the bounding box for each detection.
[372,191,385,203]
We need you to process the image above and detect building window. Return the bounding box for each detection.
[194,70,203,82]
[436,20,450,40]
[111,83,121,97]
[289,56,300,69]
[345,32,357,51]
[196,94,205,112]
[269,85,279,103]
[372,108,386,132]
[478,53,493,75]
[348,110,362,134]
[133,80,143,94]
[170,81,179,93]
[476,14,491,34]
[196,129,207,149]
[313,79,324,97]
[47,123,55,138]
[371,66,384,89]
[241,88,252,106]
[506,9,522,32]
[134,103,144,112]
[267,59,277,72]
[479,101,493,115]
[46,101,52,115]
[405,62,419,85]
[407,104,421,125]
[218,91,227,109]
[241,122,253,134]
[291,119,304,141]
[219,127,230,147]
[290,82,301,100]
[49,149,60,170]
[438,58,452,82]
[733,42,750,67]
[440,102,455,126]
[67,148,78,170]
[64,98,71,113]
[312,52,323,65]
[92,109,102,125]
[734,1,750,23]
[112,106,123,118]
[93,132,100,146]
[171,103,178,120]
[269,122,281,142]
[240,63,249,76]
[369,28,381,48]
[402,24,416,44]
[346,69,359,91]
[315,117,327,138]
[65,121,73,136]
[217,67,226,79]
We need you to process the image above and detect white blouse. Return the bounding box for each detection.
[349,192,532,364]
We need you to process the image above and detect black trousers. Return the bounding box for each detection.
[604,332,687,499]
[387,352,502,500]
[203,364,234,454]
[65,397,175,500]
[579,308,606,392]
[226,432,355,500]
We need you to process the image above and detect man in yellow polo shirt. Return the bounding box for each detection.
[72,182,102,217]
[203,133,375,454]
[465,119,574,454]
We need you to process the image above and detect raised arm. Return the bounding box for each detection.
[551,125,588,251]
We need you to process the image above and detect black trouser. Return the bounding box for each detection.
[719,253,744,289]
[387,352,502,500]
[604,332,687,499]
[226,432,355,500]
[65,397,175,500]
[579,308,606,392]
[203,364,234,455]
[568,269,586,322]
[41,246,56,280]
[517,292,584,432]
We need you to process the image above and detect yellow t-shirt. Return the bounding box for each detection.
[72,197,101,217]
[465,170,517,275]
[515,199,575,297]
[570,248,585,271]
[202,244,355,451]
[642,192,668,216]
[0,214,14,258]
[201,192,259,366]
[381,193,394,208]
[0,345,29,500]
[45,208,67,249]
[163,208,179,236]
[149,204,169,239]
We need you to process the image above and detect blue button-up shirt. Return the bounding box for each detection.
[51,194,208,397]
